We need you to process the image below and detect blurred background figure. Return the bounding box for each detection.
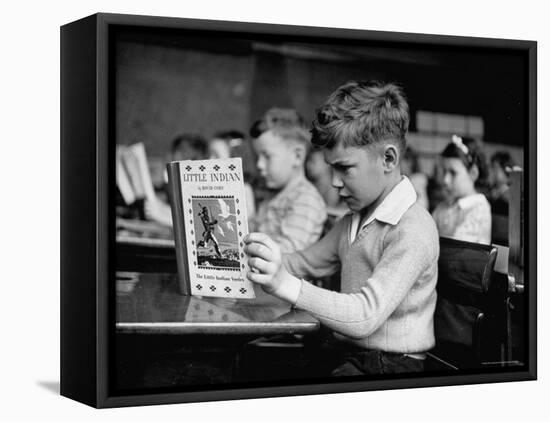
[432,135,491,244]
[207,130,256,219]
[489,150,521,245]
[426,157,448,213]
[145,133,209,226]
[401,146,429,209]
[171,133,209,163]
[489,150,515,215]
[249,107,327,253]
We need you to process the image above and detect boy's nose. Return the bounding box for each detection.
[331,173,344,189]
[256,157,265,171]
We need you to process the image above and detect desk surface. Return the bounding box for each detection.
[116,272,319,335]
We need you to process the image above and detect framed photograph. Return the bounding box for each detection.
[60,12,536,408]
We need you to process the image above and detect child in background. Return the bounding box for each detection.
[401,146,429,209]
[249,107,327,253]
[145,133,208,226]
[170,133,209,163]
[432,135,491,244]
[489,150,516,215]
[245,81,439,376]
[207,130,256,219]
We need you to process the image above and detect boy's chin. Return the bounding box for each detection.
[265,179,284,190]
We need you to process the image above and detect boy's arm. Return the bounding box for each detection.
[295,225,439,339]
[282,215,345,279]
[246,222,439,339]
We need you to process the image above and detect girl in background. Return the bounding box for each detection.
[432,135,491,244]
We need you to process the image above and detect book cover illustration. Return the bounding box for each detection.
[169,158,255,299]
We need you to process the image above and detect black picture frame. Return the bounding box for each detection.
[60,12,537,408]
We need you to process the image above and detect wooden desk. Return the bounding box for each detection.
[116,272,319,335]
[116,218,176,272]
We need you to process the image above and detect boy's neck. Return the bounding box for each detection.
[289,167,305,183]
[276,167,305,193]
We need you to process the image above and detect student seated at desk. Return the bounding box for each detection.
[249,107,327,254]
[245,81,439,376]
[432,135,491,245]
[488,150,516,215]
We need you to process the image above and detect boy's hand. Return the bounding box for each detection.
[244,233,301,303]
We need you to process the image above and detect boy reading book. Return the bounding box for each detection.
[245,81,439,375]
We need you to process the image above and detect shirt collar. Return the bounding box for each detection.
[456,193,486,209]
[351,176,417,239]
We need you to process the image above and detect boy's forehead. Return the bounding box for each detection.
[254,130,289,149]
[324,143,371,163]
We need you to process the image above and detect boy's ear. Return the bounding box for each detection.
[469,164,480,182]
[382,144,399,172]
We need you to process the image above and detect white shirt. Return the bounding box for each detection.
[432,193,492,245]
[350,176,417,243]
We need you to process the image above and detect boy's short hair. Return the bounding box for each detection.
[311,80,409,151]
[213,130,245,145]
[250,107,311,149]
[171,133,208,159]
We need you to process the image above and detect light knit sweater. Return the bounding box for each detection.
[284,178,440,354]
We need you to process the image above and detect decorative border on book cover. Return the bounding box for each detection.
[178,159,255,298]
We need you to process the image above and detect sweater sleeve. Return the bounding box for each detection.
[283,215,346,279]
[295,223,438,339]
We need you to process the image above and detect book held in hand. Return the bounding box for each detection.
[167,158,255,299]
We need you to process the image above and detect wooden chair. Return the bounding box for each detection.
[427,237,510,371]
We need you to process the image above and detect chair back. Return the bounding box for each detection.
[433,237,498,367]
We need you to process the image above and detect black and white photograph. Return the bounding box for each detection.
[84,13,537,402]
[7,1,548,421]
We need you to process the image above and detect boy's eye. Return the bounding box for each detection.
[334,164,352,173]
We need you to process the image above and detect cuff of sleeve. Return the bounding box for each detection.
[273,274,302,306]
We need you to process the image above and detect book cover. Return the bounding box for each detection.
[167,158,255,299]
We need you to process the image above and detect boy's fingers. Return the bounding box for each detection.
[249,257,275,274]
[245,242,273,261]
[245,232,277,250]
[246,271,273,286]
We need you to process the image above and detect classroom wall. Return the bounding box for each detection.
[115,40,385,157]
[115,41,254,158]
[115,37,526,186]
